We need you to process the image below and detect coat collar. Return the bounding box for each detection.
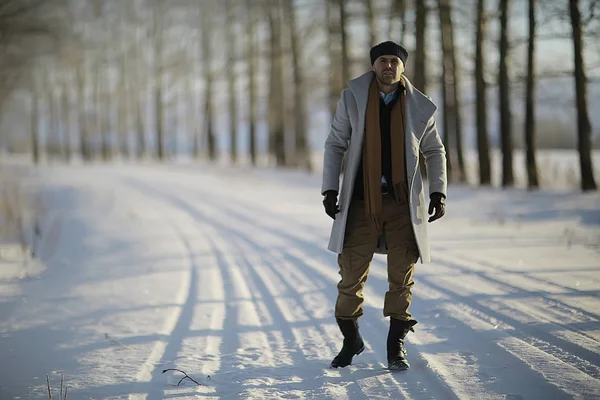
[348,71,437,123]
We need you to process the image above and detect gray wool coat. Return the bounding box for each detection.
[321,71,447,263]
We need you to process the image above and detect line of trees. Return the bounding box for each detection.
[0,0,598,191]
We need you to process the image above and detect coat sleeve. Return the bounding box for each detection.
[321,89,352,195]
[420,116,448,198]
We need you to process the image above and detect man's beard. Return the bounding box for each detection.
[377,71,397,84]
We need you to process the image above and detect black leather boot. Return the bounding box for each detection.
[330,318,365,368]
[387,318,418,370]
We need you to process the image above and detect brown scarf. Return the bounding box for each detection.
[362,76,408,232]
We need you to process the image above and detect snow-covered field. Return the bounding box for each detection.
[1,160,599,399]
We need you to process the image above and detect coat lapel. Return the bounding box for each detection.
[347,72,438,186]
[403,76,437,184]
[348,72,374,140]
[348,72,437,139]
[404,76,437,139]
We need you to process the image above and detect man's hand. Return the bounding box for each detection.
[428,192,446,223]
[323,190,340,219]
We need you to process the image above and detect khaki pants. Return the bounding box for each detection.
[335,195,419,321]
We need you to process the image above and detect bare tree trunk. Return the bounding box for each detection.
[225,0,238,164]
[284,0,311,171]
[438,0,457,182]
[365,0,377,47]
[201,4,216,161]
[414,1,427,92]
[440,75,453,182]
[118,15,131,162]
[135,94,146,159]
[117,86,129,160]
[569,0,596,191]
[31,90,39,164]
[475,0,491,185]
[203,88,216,161]
[184,73,198,159]
[525,0,538,188]
[61,79,71,162]
[76,58,90,161]
[55,90,65,161]
[327,0,338,119]
[47,88,59,160]
[326,0,350,173]
[389,0,406,44]
[399,0,407,44]
[246,0,258,166]
[116,65,127,160]
[132,27,146,160]
[0,113,4,153]
[102,9,114,162]
[414,0,428,178]
[153,2,164,161]
[92,63,106,161]
[90,1,104,161]
[336,0,351,174]
[499,0,514,187]
[268,0,286,166]
[154,74,164,162]
[268,2,277,161]
[95,65,109,161]
[447,3,466,183]
[339,0,350,85]
[171,89,180,156]
[69,1,88,162]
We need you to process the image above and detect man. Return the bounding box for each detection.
[321,41,447,371]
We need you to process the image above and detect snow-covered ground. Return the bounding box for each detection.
[1,161,599,399]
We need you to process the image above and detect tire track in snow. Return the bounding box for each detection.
[201,228,277,399]
[260,248,417,400]
[143,223,200,400]
[121,178,278,399]
[124,168,596,396]
[436,253,598,321]
[165,181,600,399]
[283,248,594,400]
[427,257,600,378]
[126,172,600,398]
[180,186,468,397]
[147,165,327,238]
[283,247,468,400]
[114,187,197,400]
[145,181,459,400]
[217,225,427,399]
[497,336,600,399]
[220,234,341,399]
[125,178,344,398]
[122,176,429,398]
[187,183,600,383]
[124,179,273,398]
[128,179,362,398]
[220,227,409,399]
[416,275,600,382]
[439,252,600,321]
[403,279,587,400]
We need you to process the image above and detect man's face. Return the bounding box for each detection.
[372,55,404,85]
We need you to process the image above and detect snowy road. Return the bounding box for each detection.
[1,163,599,399]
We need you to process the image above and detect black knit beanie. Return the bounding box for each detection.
[370,41,409,66]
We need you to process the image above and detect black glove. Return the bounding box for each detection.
[428,192,446,223]
[322,190,340,220]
